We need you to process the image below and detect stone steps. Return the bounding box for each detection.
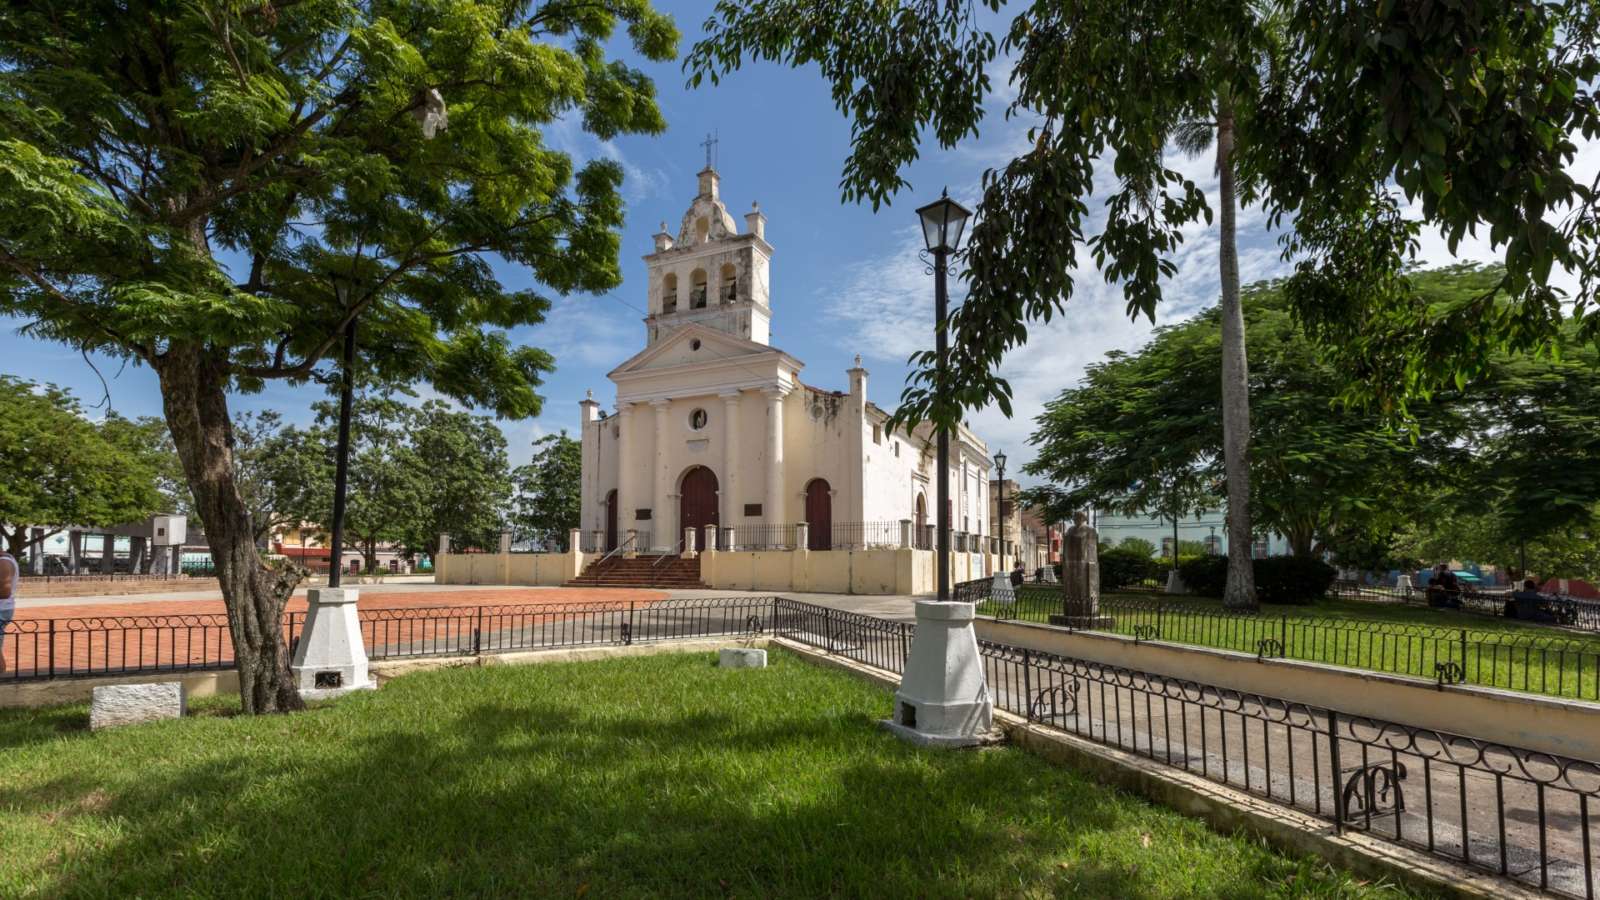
[566,555,707,589]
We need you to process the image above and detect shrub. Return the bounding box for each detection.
[1177,554,1229,597]
[1100,546,1160,590]
[1176,554,1337,604]
[1253,556,1337,604]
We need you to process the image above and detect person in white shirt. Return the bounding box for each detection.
[0,550,16,673]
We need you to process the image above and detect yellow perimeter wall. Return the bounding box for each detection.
[433,548,996,595]
[700,548,995,595]
[434,550,592,586]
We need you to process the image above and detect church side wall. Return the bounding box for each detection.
[783,389,856,528]
[579,415,620,536]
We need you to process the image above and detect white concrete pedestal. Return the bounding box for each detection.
[881,601,998,748]
[291,587,377,700]
[988,572,1016,608]
[1165,569,1189,595]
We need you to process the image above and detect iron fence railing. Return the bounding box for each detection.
[957,578,1600,702]
[822,521,903,551]
[725,524,798,551]
[5,595,1597,897]
[1332,579,1600,633]
[772,599,912,675]
[772,600,1600,900]
[976,640,1600,900]
[1,597,779,682]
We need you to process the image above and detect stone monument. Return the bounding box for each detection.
[1049,511,1114,629]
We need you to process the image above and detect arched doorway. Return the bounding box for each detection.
[605,490,618,552]
[805,478,832,550]
[678,466,719,547]
[915,493,927,548]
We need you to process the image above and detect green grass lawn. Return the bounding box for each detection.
[0,650,1423,898]
[980,589,1600,701]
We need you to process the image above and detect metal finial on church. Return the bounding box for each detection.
[854,354,862,368]
[586,388,593,400]
[701,131,719,169]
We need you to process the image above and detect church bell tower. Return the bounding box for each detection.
[642,164,773,346]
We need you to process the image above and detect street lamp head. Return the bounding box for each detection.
[916,188,973,254]
[994,449,1007,473]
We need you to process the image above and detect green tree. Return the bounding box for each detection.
[405,401,512,558]
[1026,279,1455,561]
[284,397,511,570]
[687,0,1600,605]
[0,378,163,558]
[232,411,327,546]
[99,413,193,518]
[0,1,675,711]
[510,431,582,549]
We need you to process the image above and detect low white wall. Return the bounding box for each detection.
[976,617,1600,763]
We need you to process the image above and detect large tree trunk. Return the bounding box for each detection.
[1216,98,1258,610]
[155,346,304,714]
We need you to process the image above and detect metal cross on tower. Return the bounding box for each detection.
[701,131,719,169]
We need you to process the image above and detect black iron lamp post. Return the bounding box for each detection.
[994,450,1007,567]
[915,189,972,601]
[326,285,358,589]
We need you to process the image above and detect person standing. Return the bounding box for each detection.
[0,548,16,673]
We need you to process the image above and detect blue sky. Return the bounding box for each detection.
[2,2,1577,482]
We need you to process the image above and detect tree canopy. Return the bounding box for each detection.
[510,431,582,550]
[688,1,1600,422]
[0,0,677,712]
[1027,265,1600,576]
[0,378,164,557]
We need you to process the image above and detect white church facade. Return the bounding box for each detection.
[577,167,995,555]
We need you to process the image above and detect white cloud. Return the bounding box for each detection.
[544,117,668,204]
[825,131,1294,483]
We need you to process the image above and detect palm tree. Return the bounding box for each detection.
[1176,84,1257,609]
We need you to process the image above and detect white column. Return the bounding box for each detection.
[763,387,786,528]
[616,403,637,543]
[721,391,741,526]
[652,399,672,551]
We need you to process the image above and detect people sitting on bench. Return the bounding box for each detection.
[1427,564,1462,609]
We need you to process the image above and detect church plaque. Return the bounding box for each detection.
[743,503,762,517]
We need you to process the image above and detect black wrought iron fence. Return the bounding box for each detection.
[958,578,1600,702]
[724,524,798,551]
[1,597,778,682]
[772,599,912,674]
[825,521,903,550]
[1331,579,1600,633]
[769,599,1600,900]
[977,640,1600,900]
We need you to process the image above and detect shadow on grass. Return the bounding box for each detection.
[0,703,90,750]
[1,655,1411,898]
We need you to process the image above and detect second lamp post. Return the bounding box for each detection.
[915,190,972,602]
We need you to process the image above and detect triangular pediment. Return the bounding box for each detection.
[608,323,788,379]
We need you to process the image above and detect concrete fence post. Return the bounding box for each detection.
[795,522,810,552]
[625,529,638,559]
[683,527,697,558]
[899,519,913,549]
[722,526,736,553]
[703,524,718,554]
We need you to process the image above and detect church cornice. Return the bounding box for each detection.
[641,231,772,262]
